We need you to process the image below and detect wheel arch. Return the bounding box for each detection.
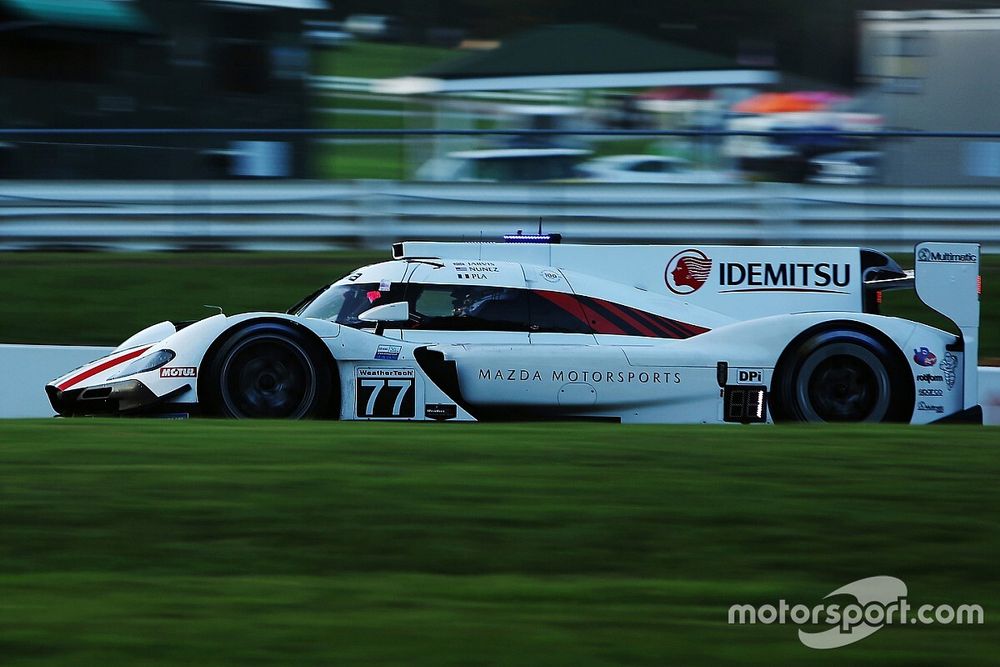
[198,316,341,418]
[769,319,915,423]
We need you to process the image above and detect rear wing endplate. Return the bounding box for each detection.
[914,242,981,410]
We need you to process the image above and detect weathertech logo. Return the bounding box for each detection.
[160,367,196,378]
[666,249,712,295]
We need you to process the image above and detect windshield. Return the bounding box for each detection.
[296,283,402,326]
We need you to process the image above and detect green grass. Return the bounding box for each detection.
[312,42,456,80]
[1,252,997,358]
[311,142,410,179]
[0,252,382,346]
[0,420,995,665]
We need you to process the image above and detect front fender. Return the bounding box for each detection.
[49,313,342,407]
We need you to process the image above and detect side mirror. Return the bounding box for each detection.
[358,300,410,324]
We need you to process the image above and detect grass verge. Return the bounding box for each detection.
[0,420,996,665]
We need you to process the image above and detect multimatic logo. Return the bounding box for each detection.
[917,248,977,263]
[665,249,712,295]
[717,262,851,294]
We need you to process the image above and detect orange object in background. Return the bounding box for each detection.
[733,92,840,114]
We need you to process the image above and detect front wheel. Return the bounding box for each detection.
[771,329,913,423]
[202,323,332,419]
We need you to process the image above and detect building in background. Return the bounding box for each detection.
[0,0,329,179]
[375,24,776,179]
[860,9,1000,186]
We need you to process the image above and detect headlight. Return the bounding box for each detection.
[108,349,176,380]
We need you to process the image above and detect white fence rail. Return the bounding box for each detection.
[309,75,568,102]
[0,181,998,252]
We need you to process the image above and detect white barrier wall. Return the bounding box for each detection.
[0,345,113,418]
[982,367,1000,426]
[1,343,998,423]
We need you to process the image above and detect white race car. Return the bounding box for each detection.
[46,238,983,424]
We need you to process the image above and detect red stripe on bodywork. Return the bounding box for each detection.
[576,298,627,335]
[534,290,626,335]
[57,346,151,391]
[531,289,710,339]
[533,290,591,327]
[629,308,679,337]
[591,299,660,337]
[630,307,689,338]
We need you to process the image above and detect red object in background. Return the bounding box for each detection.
[366,290,382,303]
[732,91,849,114]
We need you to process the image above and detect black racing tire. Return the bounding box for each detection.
[201,322,333,419]
[771,328,913,423]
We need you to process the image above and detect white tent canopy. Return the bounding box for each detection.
[375,70,776,95]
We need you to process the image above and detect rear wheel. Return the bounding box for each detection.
[203,323,332,419]
[771,328,912,423]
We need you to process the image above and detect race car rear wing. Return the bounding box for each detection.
[913,241,981,410]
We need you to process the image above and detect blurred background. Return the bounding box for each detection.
[2,0,999,184]
[0,0,997,348]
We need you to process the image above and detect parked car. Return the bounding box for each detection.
[343,14,402,41]
[303,20,353,48]
[576,155,736,184]
[415,148,591,182]
[808,151,880,184]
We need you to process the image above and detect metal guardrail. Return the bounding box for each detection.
[0,180,997,252]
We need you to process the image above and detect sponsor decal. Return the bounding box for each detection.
[665,250,852,295]
[736,369,764,384]
[357,367,414,379]
[912,346,937,367]
[374,344,402,361]
[425,403,457,420]
[541,269,561,283]
[160,366,197,378]
[379,278,392,292]
[355,368,415,418]
[916,372,944,383]
[917,402,945,414]
[918,388,944,397]
[478,368,682,384]
[346,272,362,282]
[666,249,712,295]
[917,248,977,263]
[718,262,851,294]
[454,260,499,280]
[940,352,958,391]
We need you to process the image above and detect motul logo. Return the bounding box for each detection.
[160,367,197,378]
